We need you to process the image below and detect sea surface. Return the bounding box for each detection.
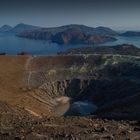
[0,33,140,55]
[0,33,82,55]
[101,36,140,47]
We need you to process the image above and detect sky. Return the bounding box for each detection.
[0,0,140,30]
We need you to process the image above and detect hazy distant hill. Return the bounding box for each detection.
[121,31,140,36]
[0,25,12,32]
[9,23,40,33]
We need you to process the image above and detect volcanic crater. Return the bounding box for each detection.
[19,55,140,119]
[0,54,140,139]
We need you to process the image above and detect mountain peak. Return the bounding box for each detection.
[10,23,40,33]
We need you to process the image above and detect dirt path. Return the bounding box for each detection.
[25,56,34,89]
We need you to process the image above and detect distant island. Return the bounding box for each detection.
[121,31,140,37]
[1,23,140,45]
[0,23,39,33]
[17,24,118,45]
[0,23,117,45]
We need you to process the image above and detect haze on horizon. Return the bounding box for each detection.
[0,0,140,30]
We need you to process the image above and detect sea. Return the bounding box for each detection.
[0,33,140,55]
